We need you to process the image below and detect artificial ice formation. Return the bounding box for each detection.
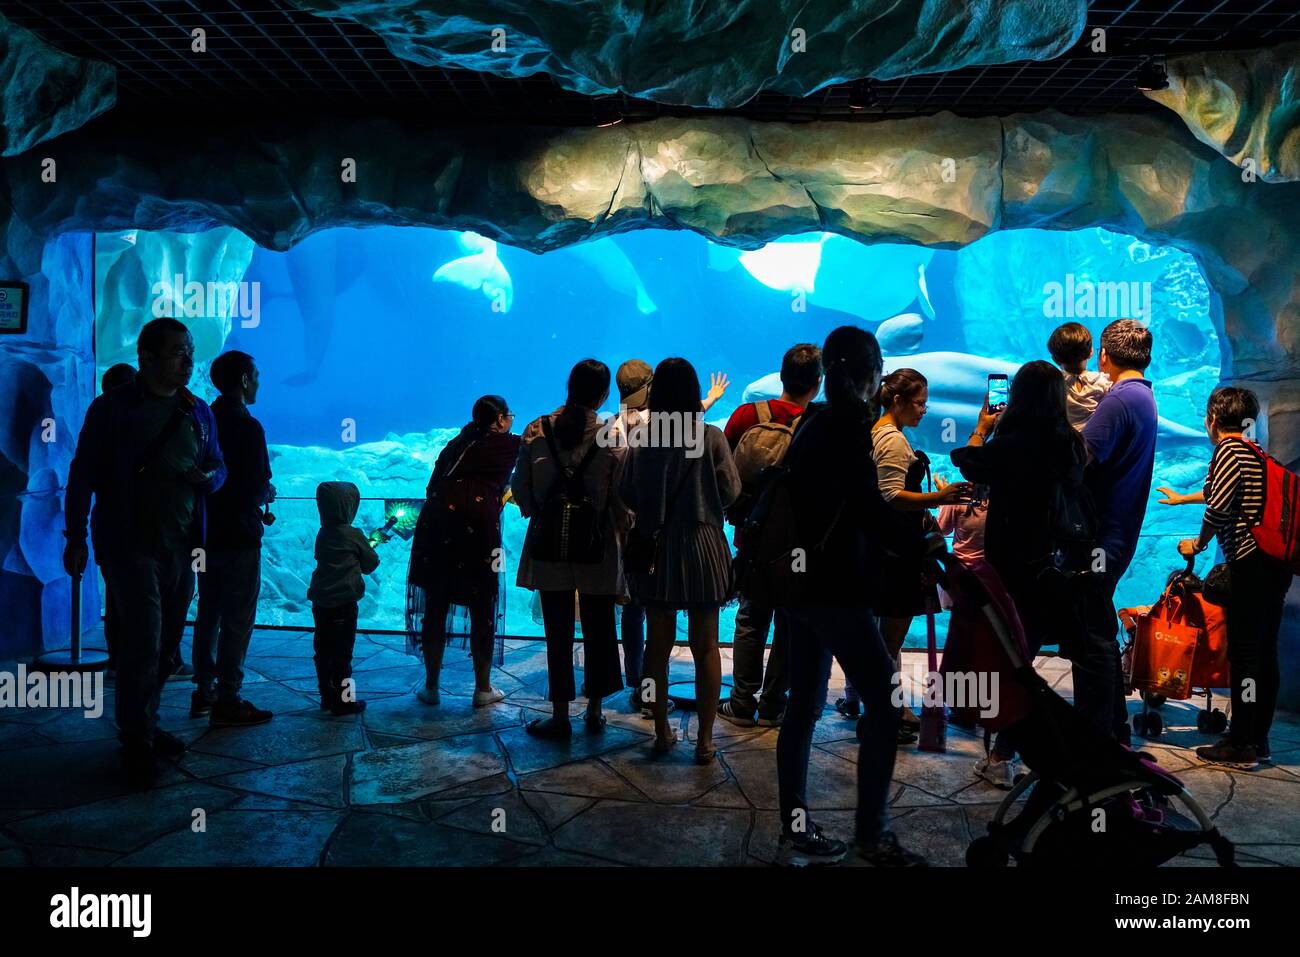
[285,0,1087,107]
[0,12,114,156]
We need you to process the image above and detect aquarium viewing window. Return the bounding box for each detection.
[94,224,1220,646]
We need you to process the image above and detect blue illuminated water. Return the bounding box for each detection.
[96,225,1222,642]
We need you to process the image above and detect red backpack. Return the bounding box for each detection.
[1241,440,1300,572]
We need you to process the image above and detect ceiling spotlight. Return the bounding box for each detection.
[847,78,879,112]
[593,96,624,128]
[1134,57,1168,92]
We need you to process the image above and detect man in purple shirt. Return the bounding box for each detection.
[1078,320,1158,742]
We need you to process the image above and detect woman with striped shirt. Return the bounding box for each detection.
[1160,387,1291,767]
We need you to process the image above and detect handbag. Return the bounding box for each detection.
[624,452,698,576]
[1202,562,1231,607]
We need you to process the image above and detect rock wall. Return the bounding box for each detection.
[292,0,1086,108]
[9,108,1300,395]
[1146,40,1300,184]
[0,232,96,658]
[0,12,114,156]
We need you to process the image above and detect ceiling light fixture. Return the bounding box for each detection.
[593,95,624,127]
[847,78,879,112]
[1134,56,1168,92]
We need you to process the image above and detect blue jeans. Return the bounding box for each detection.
[621,601,646,689]
[778,605,900,845]
[728,597,789,719]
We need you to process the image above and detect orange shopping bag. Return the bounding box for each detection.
[1129,599,1199,700]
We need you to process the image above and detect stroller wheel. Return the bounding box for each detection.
[1132,712,1148,736]
[966,836,1008,868]
[1197,710,1211,733]
[1212,709,1228,734]
[1146,711,1164,736]
[1142,691,1167,708]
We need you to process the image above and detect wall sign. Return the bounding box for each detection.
[0,281,29,334]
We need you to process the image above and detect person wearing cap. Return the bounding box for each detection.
[606,360,656,711]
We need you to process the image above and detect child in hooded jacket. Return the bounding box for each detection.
[307,481,380,715]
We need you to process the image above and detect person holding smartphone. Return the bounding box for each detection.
[841,369,969,738]
[951,360,1088,787]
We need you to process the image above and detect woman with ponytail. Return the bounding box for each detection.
[407,395,520,707]
[513,359,630,739]
[838,370,968,732]
[774,326,929,868]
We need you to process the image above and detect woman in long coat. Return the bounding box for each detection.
[407,394,520,707]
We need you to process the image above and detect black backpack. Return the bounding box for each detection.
[732,461,845,607]
[1043,441,1098,575]
[530,417,605,564]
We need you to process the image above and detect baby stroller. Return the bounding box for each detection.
[1117,560,1230,739]
[935,553,1234,868]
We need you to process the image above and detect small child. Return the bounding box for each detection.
[307,481,380,715]
[935,479,989,610]
[1048,321,1111,431]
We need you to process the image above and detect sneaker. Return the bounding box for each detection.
[210,698,274,728]
[1195,738,1258,768]
[189,686,218,718]
[756,710,785,728]
[473,687,506,708]
[329,699,367,716]
[415,686,441,706]
[1256,739,1272,762]
[835,698,860,719]
[975,755,1016,790]
[855,831,928,867]
[718,699,757,728]
[152,729,188,759]
[640,699,677,720]
[777,824,849,867]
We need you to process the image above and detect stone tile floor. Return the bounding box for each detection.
[1,630,1297,867]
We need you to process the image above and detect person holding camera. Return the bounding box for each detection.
[192,351,275,727]
[951,360,1089,786]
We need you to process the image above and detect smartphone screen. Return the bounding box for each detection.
[987,374,1009,413]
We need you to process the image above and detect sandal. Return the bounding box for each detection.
[651,732,678,756]
[694,744,717,765]
[525,716,572,740]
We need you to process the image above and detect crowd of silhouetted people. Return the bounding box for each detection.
[64,315,1291,867]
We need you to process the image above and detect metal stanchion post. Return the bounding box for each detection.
[34,570,110,672]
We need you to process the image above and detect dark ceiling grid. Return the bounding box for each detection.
[73,0,204,96]
[159,0,295,96]
[3,0,1300,122]
[229,0,333,98]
